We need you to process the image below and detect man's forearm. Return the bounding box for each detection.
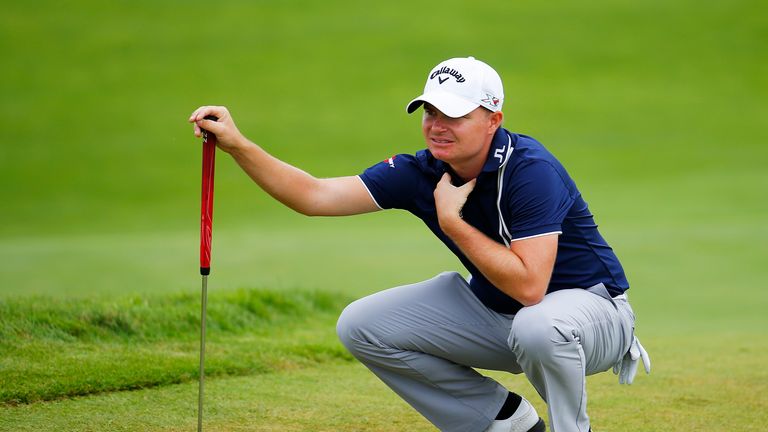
[226,137,324,215]
[440,216,548,305]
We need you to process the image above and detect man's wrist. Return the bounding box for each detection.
[226,135,255,156]
[439,213,467,239]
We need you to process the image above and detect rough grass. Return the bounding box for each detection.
[0,289,353,404]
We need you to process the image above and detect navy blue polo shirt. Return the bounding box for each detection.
[358,127,629,314]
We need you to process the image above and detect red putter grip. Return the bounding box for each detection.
[200,115,218,276]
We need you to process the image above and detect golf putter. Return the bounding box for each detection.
[198,115,218,432]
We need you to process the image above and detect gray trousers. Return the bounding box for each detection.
[336,272,635,432]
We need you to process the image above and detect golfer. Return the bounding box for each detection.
[189,56,650,432]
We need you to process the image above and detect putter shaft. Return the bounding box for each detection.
[198,274,208,432]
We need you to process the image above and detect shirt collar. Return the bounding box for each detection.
[481,127,515,173]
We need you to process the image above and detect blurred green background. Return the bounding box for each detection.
[1,0,767,428]
[2,0,765,327]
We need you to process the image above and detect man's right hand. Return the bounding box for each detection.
[188,106,247,154]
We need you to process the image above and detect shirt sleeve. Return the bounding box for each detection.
[358,154,420,210]
[504,159,575,240]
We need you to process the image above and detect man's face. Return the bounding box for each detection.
[421,103,500,169]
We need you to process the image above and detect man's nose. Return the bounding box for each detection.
[431,116,448,131]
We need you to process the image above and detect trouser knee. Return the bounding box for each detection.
[509,308,568,363]
[336,298,379,358]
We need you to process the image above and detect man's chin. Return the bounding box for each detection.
[427,146,452,161]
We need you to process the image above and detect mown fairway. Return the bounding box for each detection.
[1,0,766,431]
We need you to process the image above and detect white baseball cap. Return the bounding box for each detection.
[406,56,504,118]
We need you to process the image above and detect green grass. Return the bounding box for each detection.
[2,334,767,431]
[0,289,352,404]
[1,0,767,430]
[0,215,461,299]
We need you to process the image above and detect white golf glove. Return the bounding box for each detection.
[613,335,651,384]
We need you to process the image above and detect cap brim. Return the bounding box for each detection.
[406,91,479,118]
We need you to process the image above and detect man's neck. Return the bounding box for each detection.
[449,139,493,181]
[450,160,484,182]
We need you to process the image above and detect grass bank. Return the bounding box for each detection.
[0,289,353,404]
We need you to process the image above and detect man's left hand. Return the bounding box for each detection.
[613,336,651,384]
[434,173,476,233]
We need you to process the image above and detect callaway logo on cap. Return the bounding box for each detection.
[406,56,504,118]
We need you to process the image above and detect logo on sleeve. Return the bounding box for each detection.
[383,155,396,168]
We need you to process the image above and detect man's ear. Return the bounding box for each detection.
[489,110,504,133]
